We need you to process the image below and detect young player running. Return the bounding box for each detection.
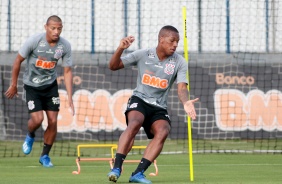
[5,15,75,167]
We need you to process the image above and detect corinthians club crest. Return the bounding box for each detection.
[54,49,63,59]
[164,63,175,75]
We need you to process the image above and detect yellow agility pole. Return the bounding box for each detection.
[182,6,194,181]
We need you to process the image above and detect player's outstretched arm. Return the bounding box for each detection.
[64,67,75,116]
[108,36,135,71]
[177,82,199,120]
[5,54,25,99]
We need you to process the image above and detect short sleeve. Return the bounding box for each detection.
[18,35,38,58]
[121,49,145,67]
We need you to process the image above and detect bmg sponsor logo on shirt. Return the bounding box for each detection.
[142,74,168,89]
[35,59,56,69]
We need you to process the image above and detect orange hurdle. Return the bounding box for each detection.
[72,144,117,174]
[72,144,158,176]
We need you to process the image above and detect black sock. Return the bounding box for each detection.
[113,153,126,170]
[41,143,52,156]
[132,158,152,175]
[28,132,35,138]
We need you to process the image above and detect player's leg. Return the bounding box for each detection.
[129,119,170,184]
[22,111,44,155]
[39,110,58,168]
[22,85,44,155]
[39,82,59,167]
[117,110,144,154]
[43,110,58,145]
[142,119,170,161]
[108,110,145,182]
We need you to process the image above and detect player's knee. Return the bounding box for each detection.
[127,120,143,132]
[162,128,170,138]
[154,127,170,140]
[125,125,140,136]
[47,118,57,127]
[30,116,44,126]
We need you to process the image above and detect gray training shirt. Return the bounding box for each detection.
[121,48,188,109]
[19,33,72,87]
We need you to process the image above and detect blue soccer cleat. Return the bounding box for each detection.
[129,171,152,184]
[22,134,34,155]
[39,155,54,168]
[107,168,121,183]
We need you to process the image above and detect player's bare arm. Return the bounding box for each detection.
[177,82,199,120]
[5,54,25,99]
[108,36,135,71]
[64,67,75,116]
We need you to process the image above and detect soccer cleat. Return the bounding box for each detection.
[22,134,34,155]
[129,172,152,184]
[39,155,54,168]
[107,168,121,183]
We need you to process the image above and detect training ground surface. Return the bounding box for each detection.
[0,154,281,184]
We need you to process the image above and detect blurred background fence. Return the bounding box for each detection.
[0,0,282,157]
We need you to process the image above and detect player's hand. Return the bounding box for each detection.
[5,85,18,99]
[184,98,199,120]
[119,36,135,49]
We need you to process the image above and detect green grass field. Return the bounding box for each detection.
[0,153,281,184]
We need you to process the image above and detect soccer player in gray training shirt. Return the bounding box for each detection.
[5,15,75,168]
[107,25,199,183]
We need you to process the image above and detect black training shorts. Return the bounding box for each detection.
[23,81,60,113]
[125,95,171,139]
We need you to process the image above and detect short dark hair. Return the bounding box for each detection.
[160,25,179,33]
[46,15,62,24]
[158,25,179,40]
